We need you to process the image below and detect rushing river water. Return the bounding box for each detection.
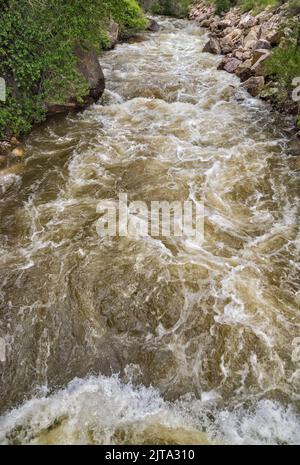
[0,17,300,445]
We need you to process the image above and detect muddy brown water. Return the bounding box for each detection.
[0,17,299,444]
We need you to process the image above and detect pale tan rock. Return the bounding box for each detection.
[11,146,25,158]
[239,14,257,29]
[243,26,262,50]
[202,37,221,54]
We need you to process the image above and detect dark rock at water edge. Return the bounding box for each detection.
[147,19,160,32]
[46,47,105,116]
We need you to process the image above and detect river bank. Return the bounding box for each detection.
[0,0,148,171]
[189,1,300,139]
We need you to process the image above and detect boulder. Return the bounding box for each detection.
[242,76,265,97]
[234,49,251,61]
[203,38,221,54]
[147,19,160,32]
[239,14,257,29]
[288,138,300,156]
[107,20,119,47]
[47,48,105,115]
[75,47,105,102]
[255,10,274,24]
[220,57,242,73]
[243,26,261,50]
[265,29,285,46]
[11,147,25,158]
[235,59,254,81]
[252,49,271,65]
[254,39,271,50]
[217,20,232,30]
[251,49,271,76]
[220,28,243,53]
[200,18,215,28]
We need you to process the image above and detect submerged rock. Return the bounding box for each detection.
[147,19,160,32]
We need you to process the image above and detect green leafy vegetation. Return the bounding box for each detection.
[210,0,280,15]
[265,19,300,105]
[0,0,147,139]
[139,0,193,16]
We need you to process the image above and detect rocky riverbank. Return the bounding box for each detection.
[189,2,300,131]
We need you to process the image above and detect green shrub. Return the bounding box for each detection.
[139,0,193,16]
[214,0,233,14]
[265,20,300,124]
[0,0,147,139]
[239,0,280,14]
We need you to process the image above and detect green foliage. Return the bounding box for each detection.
[0,0,146,138]
[139,0,193,16]
[239,0,280,14]
[209,0,281,14]
[214,0,233,15]
[265,24,300,102]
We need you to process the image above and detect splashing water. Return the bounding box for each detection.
[0,17,299,445]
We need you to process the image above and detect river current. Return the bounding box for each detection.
[0,17,299,445]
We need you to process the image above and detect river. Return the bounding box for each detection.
[0,17,299,445]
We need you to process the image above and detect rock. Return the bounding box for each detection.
[256,11,274,24]
[75,47,105,102]
[265,29,285,46]
[107,20,119,47]
[220,28,243,53]
[217,20,232,30]
[260,22,285,46]
[0,141,10,156]
[47,48,105,115]
[288,139,300,156]
[239,14,257,29]
[200,18,215,28]
[252,49,271,65]
[11,147,25,158]
[242,76,265,97]
[10,137,21,146]
[222,57,242,73]
[235,59,254,81]
[254,39,271,50]
[223,11,240,27]
[0,155,7,167]
[46,103,78,115]
[147,19,160,33]
[202,38,221,54]
[251,49,271,76]
[243,26,261,50]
